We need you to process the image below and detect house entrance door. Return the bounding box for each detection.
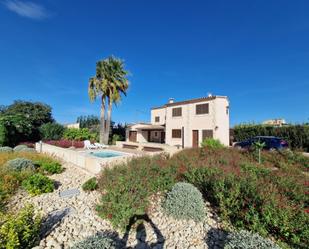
[192,130,199,148]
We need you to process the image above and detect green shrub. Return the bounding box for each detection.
[19,148,36,153]
[233,124,309,151]
[111,134,123,145]
[0,147,13,153]
[0,205,41,249]
[162,182,205,221]
[224,230,281,249]
[201,138,224,149]
[70,234,120,249]
[39,122,65,140]
[181,149,309,248]
[5,158,35,171]
[63,128,97,141]
[82,177,98,191]
[13,145,28,152]
[97,156,176,230]
[96,147,308,247]
[22,173,54,196]
[40,162,63,174]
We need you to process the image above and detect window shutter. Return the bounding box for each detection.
[196,103,209,115]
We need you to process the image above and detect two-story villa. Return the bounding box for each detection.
[126,95,229,148]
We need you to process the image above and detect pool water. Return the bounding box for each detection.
[90,151,123,158]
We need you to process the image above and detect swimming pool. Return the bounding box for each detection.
[90,150,124,158]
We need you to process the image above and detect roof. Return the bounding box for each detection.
[151,95,228,110]
[129,123,165,130]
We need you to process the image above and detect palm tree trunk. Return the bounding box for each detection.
[100,96,106,144]
[104,97,113,145]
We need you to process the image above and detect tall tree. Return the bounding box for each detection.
[88,56,129,144]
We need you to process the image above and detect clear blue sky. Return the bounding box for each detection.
[0,0,308,126]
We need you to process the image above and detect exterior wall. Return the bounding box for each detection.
[127,96,230,147]
[151,108,166,125]
[214,98,230,146]
[64,123,80,129]
[165,97,229,147]
[125,124,151,143]
[150,130,162,143]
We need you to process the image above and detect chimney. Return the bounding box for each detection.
[168,98,174,104]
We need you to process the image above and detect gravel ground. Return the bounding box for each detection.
[9,162,227,249]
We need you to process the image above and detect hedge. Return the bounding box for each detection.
[233,124,309,151]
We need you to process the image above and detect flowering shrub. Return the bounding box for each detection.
[162,182,205,221]
[97,155,176,230]
[97,147,309,247]
[44,140,84,148]
[224,230,281,249]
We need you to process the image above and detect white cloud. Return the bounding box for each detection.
[3,0,49,20]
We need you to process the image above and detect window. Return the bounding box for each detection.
[155,116,160,122]
[172,129,182,138]
[202,130,213,140]
[172,107,182,117]
[196,103,209,115]
[226,106,229,115]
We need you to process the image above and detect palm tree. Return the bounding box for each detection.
[88,56,129,144]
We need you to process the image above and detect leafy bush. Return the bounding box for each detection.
[13,145,28,152]
[22,173,54,196]
[233,124,309,151]
[82,177,98,191]
[111,134,123,145]
[39,161,63,174]
[201,138,224,149]
[0,114,32,147]
[5,158,35,171]
[180,148,309,248]
[63,128,97,141]
[162,182,205,221]
[0,205,41,249]
[45,139,84,148]
[39,122,65,140]
[97,147,309,247]
[97,156,176,230]
[1,100,53,144]
[18,142,35,148]
[70,234,120,249]
[224,230,281,249]
[19,148,36,153]
[0,152,60,209]
[0,147,12,153]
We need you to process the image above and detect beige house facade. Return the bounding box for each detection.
[126,96,230,148]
